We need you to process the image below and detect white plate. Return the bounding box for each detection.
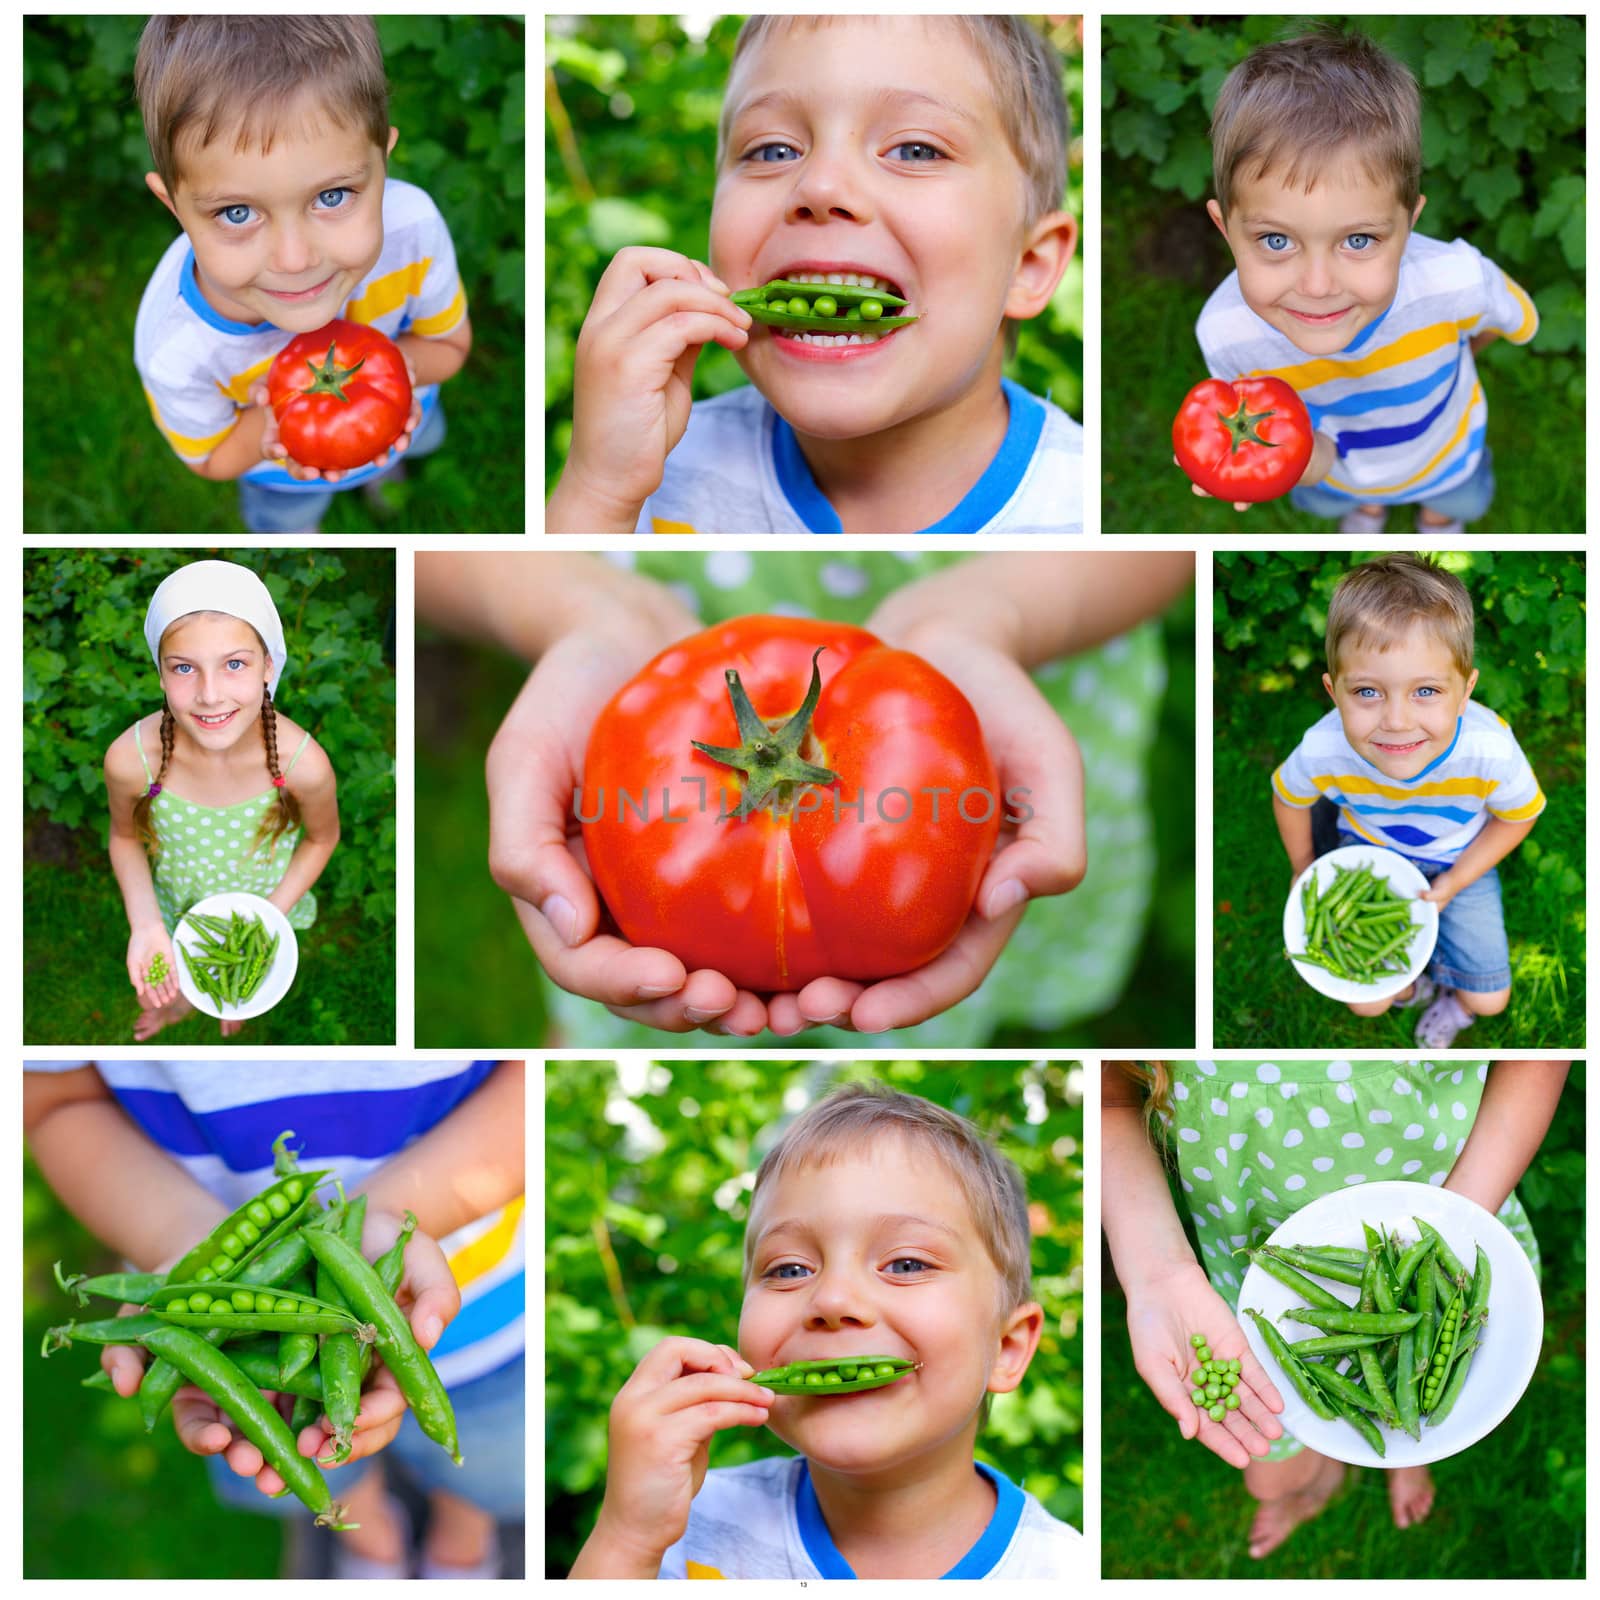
[1239,1181,1541,1466]
[1282,844,1439,1003]
[174,892,298,1021]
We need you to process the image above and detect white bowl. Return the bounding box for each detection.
[174,892,298,1021]
[1282,844,1439,1003]
[1239,1180,1541,1466]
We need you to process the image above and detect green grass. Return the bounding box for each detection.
[1101,203,1585,536]
[23,197,523,536]
[1211,687,1584,1050]
[24,858,394,1046]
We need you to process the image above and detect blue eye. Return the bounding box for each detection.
[216,204,256,228]
[314,188,351,210]
[748,143,800,164]
[1347,233,1376,251]
[1355,687,1378,698]
[1260,233,1290,253]
[889,141,943,163]
[1415,686,1438,698]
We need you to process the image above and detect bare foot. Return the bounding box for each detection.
[1388,1463,1434,1527]
[1418,509,1453,527]
[1244,1449,1349,1560]
[132,993,196,1041]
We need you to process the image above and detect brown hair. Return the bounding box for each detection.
[717,16,1070,227]
[135,15,390,198]
[1210,24,1421,219]
[132,617,303,857]
[1325,554,1475,682]
[745,1080,1034,1314]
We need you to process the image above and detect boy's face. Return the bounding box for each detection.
[1207,149,1424,356]
[146,90,399,332]
[740,1136,1009,1464]
[711,18,1074,439]
[1324,621,1477,780]
[159,614,272,751]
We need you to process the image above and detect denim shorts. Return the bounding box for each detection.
[236,398,447,534]
[204,1350,525,1523]
[1290,446,1495,524]
[1319,816,1511,993]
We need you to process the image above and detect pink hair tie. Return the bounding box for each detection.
[271,776,287,788]
[147,782,162,797]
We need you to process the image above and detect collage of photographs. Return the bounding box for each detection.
[16,8,1587,1591]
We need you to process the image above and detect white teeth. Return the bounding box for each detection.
[781,330,883,347]
[787,271,895,293]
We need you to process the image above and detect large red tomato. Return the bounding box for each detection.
[580,617,1001,992]
[266,319,412,471]
[1172,376,1313,502]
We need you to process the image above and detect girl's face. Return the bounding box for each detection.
[159,613,273,751]
[739,1135,1005,1468]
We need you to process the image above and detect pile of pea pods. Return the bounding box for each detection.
[44,1130,460,1531]
[1241,1217,1491,1456]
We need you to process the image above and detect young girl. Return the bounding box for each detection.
[1102,1061,1564,1564]
[104,560,340,1039]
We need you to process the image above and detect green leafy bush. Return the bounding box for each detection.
[545,14,1083,494]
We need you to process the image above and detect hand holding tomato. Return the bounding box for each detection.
[762,620,1085,1035]
[1172,376,1314,507]
[254,320,421,481]
[483,593,775,1036]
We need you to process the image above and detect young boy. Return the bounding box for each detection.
[547,15,1082,535]
[568,1081,1078,1577]
[1271,555,1544,1046]
[1191,26,1537,533]
[132,16,472,534]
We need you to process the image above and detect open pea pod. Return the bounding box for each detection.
[740,303,918,334]
[752,1355,920,1395]
[732,282,916,334]
[165,1169,332,1285]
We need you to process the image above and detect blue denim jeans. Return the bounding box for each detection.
[1290,447,1495,524]
[237,398,447,534]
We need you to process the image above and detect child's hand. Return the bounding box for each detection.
[549,248,754,533]
[765,625,1085,1035]
[1174,431,1336,512]
[1125,1261,1285,1470]
[1417,874,1459,911]
[127,923,180,1009]
[247,353,422,484]
[485,602,772,1036]
[574,1338,773,1577]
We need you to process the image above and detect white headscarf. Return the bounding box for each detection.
[143,560,288,687]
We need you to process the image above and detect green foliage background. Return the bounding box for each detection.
[1102,15,1585,534]
[23,14,525,534]
[1212,550,1585,1047]
[545,1060,1083,1576]
[24,549,396,1044]
[545,13,1084,496]
[1104,1065,1586,1578]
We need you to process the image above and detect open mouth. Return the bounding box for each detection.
[765,268,912,350]
[193,710,239,728]
[1373,739,1425,754]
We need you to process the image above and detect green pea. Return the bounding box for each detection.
[1189,1368,1205,1387]
[840,1363,859,1380]
[1208,1403,1226,1421]
[194,1267,216,1284]
[860,300,884,320]
[231,1290,254,1312]
[1196,1346,1212,1363]
[219,1233,242,1257]
[1190,1334,1206,1348]
[1191,1388,1206,1405]
[823,1372,843,1385]
[805,1372,824,1386]
[166,1299,189,1314]
[1225,1393,1241,1411]
[786,297,811,316]
[1205,1383,1221,1401]
[812,294,838,317]
[274,1296,300,1314]
[185,1292,213,1312]
[209,1253,234,1276]
[246,1201,272,1227]
[266,1193,291,1220]
[236,1219,261,1245]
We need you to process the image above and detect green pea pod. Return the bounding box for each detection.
[1242,1309,1339,1422]
[739,302,917,334]
[1281,1306,1422,1336]
[1240,1248,1352,1312]
[751,1356,919,1395]
[1308,1365,1387,1457]
[356,1211,418,1388]
[53,1262,169,1308]
[165,1170,331,1286]
[317,1194,371,1462]
[1394,1325,1422,1441]
[277,1268,321,1385]
[1263,1246,1365,1287]
[737,279,909,308]
[1286,1334,1388,1355]
[1415,1218,1470,1285]
[43,1314,167,1354]
[140,1324,356,1531]
[303,1227,462,1466]
[1302,1360,1385,1416]
[1424,1331,1480,1426]
[228,1345,327,1402]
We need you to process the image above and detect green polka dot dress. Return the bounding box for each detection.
[549,551,1164,1047]
[1161,1060,1540,1458]
[134,720,318,934]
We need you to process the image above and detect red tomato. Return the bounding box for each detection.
[1172,376,1313,502]
[580,617,1001,992]
[266,319,412,471]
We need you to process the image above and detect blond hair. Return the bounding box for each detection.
[1210,25,1421,219]
[135,15,390,198]
[745,1080,1033,1313]
[717,16,1069,227]
[1325,555,1475,682]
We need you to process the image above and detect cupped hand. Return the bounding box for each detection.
[127,924,180,1009]
[1174,453,1253,513]
[1126,1260,1285,1469]
[765,627,1085,1035]
[485,612,770,1036]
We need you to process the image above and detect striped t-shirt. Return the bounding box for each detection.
[1272,701,1545,863]
[1197,233,1537,506]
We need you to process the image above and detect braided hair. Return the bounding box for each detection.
[129,705,178,853]
[252,684,304,855]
